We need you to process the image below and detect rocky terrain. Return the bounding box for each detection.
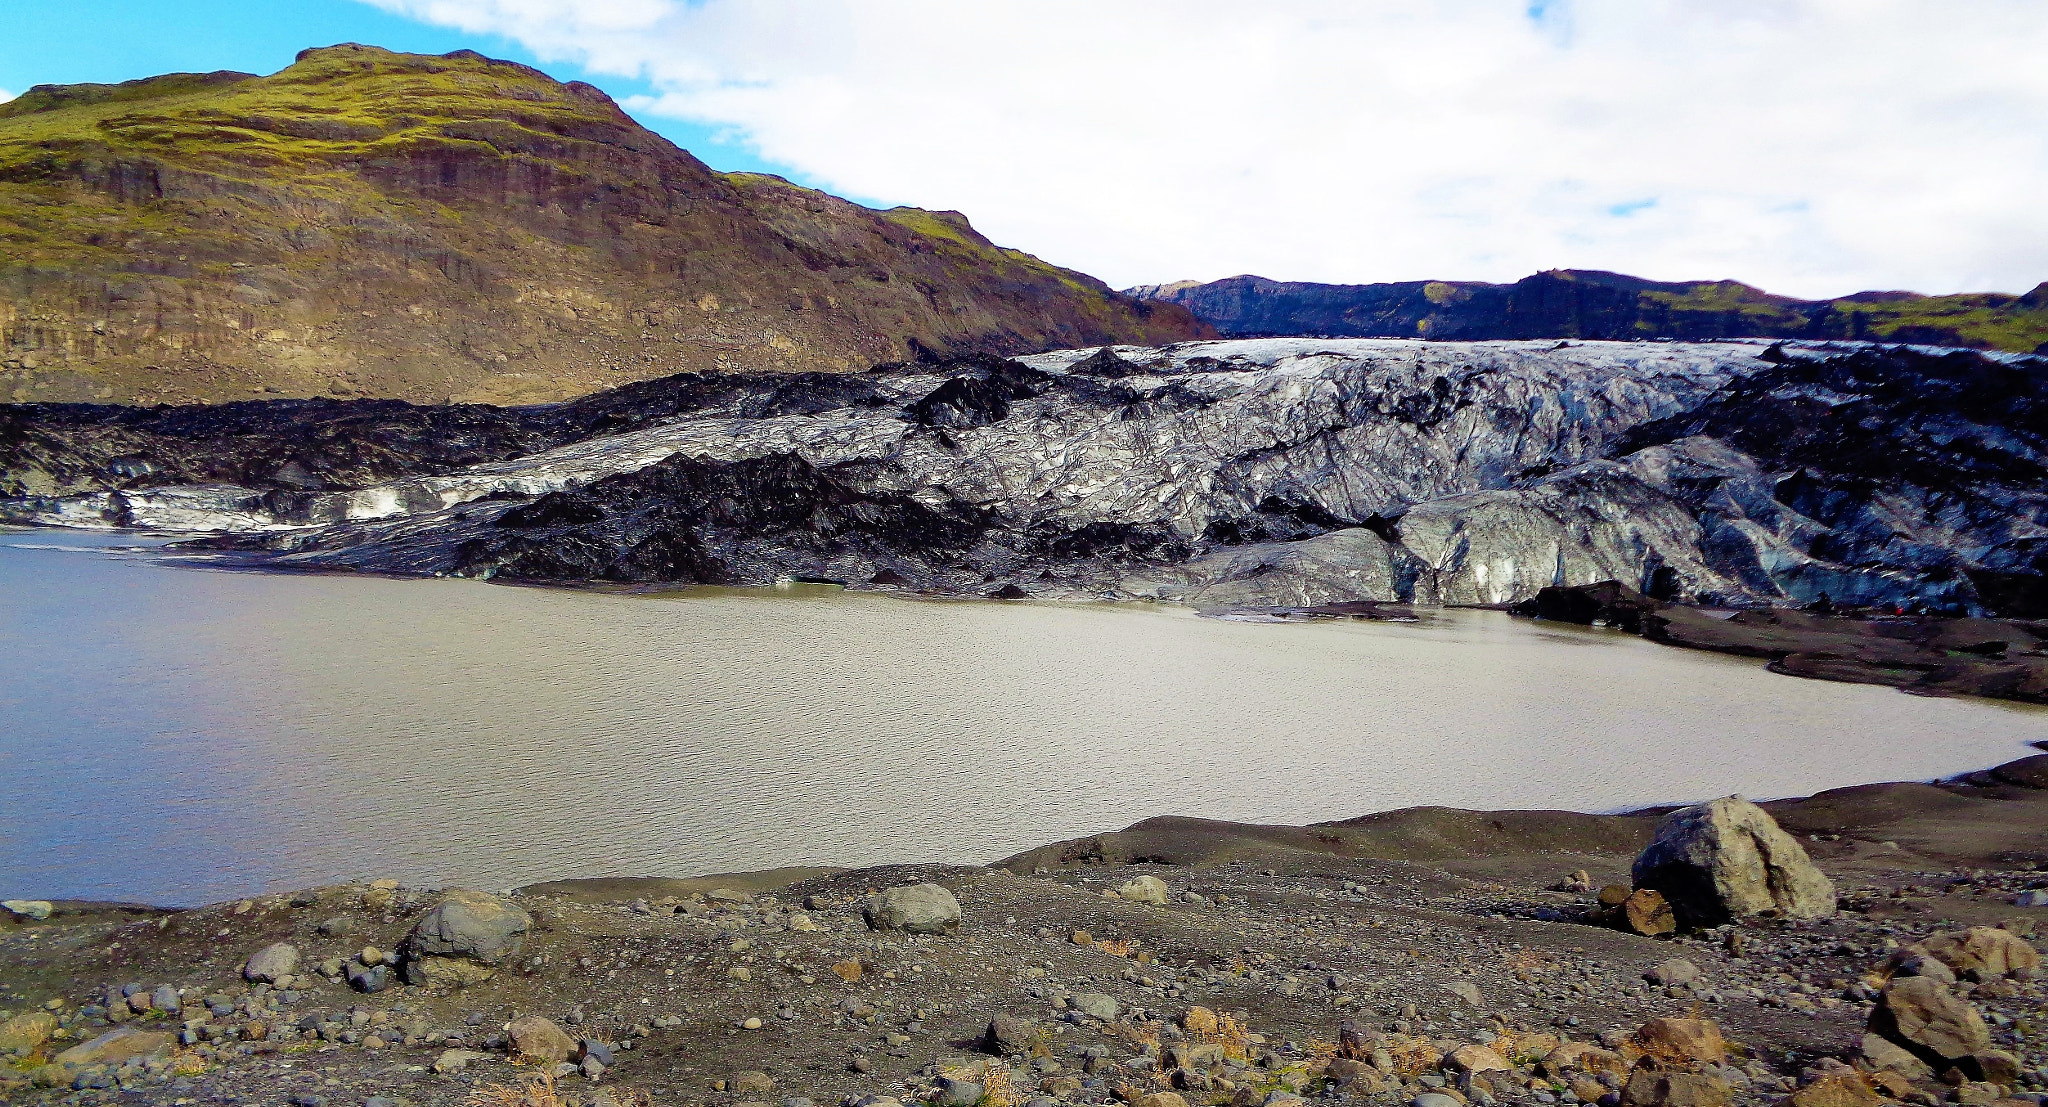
[1128,274,2048,355]
[0,45,1206,407]
[4,756,2048,1107]
[4,338,2045,626]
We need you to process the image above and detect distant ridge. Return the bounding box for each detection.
[1129,270,2048,353]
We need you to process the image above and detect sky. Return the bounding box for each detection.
[3,1,2044,300]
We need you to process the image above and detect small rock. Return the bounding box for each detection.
[732,1071,775,1095]
[432,1048,489,1075]
[53,1028,174,1068]
[508,1015,575,1064]
[1784,1073,1883,1107]
[1444,1044,1511,1074]
[1,900,53,921]
[1621,889,1677,937]
[1645,960,1700,987]
[1068,992,1120,1020]
[1635,1018,1727,1064]
[243,942,300,984]
[984,1012,1037,1054]
[1444,982,1483,1006]
[0,1011,57,1052]
[1622,1067,1732,1107]
[1113,876,1171,906]
[933,1076,983,1107]
[2016,890,2048,908]
[863,883,962,935]
[150,985,179,1014]
[347,963,391,994]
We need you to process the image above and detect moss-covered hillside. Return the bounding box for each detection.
[0,45,1208,405]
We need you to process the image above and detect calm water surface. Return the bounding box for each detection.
[3,527,2042,906]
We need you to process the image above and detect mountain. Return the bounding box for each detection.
[0,45,1208,407]
[1129,270,2048,353]
[9,338,2047,622]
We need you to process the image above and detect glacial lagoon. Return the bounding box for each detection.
[3,527,2041,906]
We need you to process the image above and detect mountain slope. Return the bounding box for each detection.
[1130,270,2048,352]
[0,45,1207,406]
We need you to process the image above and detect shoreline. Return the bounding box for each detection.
[4,751,2046,1107]
[9,750,2046,915]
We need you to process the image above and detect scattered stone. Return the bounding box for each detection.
[1635,1018,1727,1064]
[1622,889,1678,936]
[1068,992,1120,1020]
[432,1049,489,1075]
[1645,959,1700,987]
[1631,797,1836,926]
[1920,926,2041,980]
[1621,1065,1733,1107]
[0,1010,57,1052]
[243,942,301,983]
[1856,1032,1934,1079]
[1869,975,1992,1066]
[863,883,962,935]
[732,1071,775,1095]
[1,900,53,921]
[983,1012,1037,1054]
[830,959,863,983]
[1444,1044,1511,1074]
[508,1015,576,1064]
[52,1027,173,1068]
[1444,981,1483,1006]
[347,963,391,993]
[1783,1073,1882,1107]
[1113,875,1171,905]
[408,888,532,961]
[933,1074,983,1106]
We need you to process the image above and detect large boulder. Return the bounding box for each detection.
[1869,976,1991,1067]
[1919,927,2040,981]
[1631,797,1835,926]
[863,883,962,935]
[404,889,531,987]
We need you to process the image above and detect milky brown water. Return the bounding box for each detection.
[3,528,2042,906]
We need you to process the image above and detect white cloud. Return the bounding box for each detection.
[0,89,14,104]
[367,0,2048,298]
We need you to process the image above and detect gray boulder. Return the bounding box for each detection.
[407,889,531,962]
[1631,796,1835,927]
[403,889,531,987]
[1069,992,1120,1020]
[862,883,961,935]
[242,942,300,983]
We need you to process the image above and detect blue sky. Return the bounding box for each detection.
[0,0,824,188]
[3,1,2042,297]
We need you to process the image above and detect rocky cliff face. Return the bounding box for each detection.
[7,338,2044,615]
[0,45,1207,407]
[1131,272,2048,354]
